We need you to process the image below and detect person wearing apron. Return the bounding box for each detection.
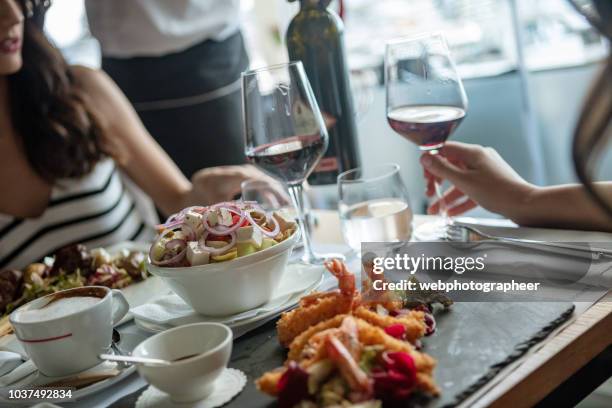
[85,0,248,178]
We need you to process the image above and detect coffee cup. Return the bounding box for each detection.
[9,286,129,377]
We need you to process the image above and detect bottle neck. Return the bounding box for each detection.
[298,0,330,10]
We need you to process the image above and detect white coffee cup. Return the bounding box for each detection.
[9,286,129,377]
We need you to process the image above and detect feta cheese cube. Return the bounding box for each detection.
[236,226,254,241]
[183,210,204,236]
[186,242,210,266]
[207,211,218,226]
[236,225,262,248]
[219,208,233,226]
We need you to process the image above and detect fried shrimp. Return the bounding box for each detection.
[288,314,347,362]
[277,259,358,347]
[353,306,426,343]
[255,369,284,396]
[277,259,428,348]
[258,316,440,399]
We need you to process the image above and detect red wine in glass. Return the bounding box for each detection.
[246,134,327,185]
[387,104,466,151]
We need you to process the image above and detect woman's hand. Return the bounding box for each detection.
[187,165,286,208]
[420,142,536,222]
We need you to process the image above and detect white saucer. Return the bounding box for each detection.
[136,368,246,408]
[0,330,148,404]
[133,263,324,333]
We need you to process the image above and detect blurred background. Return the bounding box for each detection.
[45,0,610,216]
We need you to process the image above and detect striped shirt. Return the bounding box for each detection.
[0,159,154,270]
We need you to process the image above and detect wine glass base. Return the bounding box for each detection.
[413,219,449,241]
[300,251,346,265]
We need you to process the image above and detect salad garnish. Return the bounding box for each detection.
[150,201,296,267]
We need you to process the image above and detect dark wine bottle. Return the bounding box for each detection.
[286,0,361,185]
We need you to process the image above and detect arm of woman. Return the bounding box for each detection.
[421,141,612,232]
[72,66,267,216]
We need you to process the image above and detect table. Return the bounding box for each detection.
[312,211,612,407]
[107,211,611,407]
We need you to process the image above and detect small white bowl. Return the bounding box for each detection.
[132,323,232,402]
[147,229,299,316]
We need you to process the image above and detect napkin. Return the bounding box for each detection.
[135,368,246,408]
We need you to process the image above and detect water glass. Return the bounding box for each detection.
[338,163,413,253]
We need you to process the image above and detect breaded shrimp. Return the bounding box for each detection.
[277,260,358,347]
[258,316,439,398]
[353,306,426,343]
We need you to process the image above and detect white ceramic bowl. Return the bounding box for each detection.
[132,323,232,402]
[146,229,299,316]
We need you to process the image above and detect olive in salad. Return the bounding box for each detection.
[150,201,297,267]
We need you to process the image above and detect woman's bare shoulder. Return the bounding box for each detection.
[69,65,119,103]
[68,65,135,130]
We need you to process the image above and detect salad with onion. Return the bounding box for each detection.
[149,201,297,267]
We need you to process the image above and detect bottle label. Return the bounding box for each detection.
[314,157,339,173]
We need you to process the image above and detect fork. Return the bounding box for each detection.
[446,223,612,260]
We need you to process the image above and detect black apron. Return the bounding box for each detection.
[102,31,249,178]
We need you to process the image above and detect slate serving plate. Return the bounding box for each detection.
[224,301,574,408]
[110,301,574,407]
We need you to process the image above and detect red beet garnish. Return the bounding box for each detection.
[277,361,310,408]
[384,323,406,340]
[372,351,417,402]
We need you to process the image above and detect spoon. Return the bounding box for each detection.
[99,354,172,367]
[109,328,130,369]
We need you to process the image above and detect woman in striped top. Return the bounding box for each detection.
[0,0,269,270]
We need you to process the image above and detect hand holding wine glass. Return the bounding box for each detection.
[420,141,535,218]
[242,61,342,264]
[385,32,468,240]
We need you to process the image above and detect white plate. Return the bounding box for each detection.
[133,263,324,333]
[0,329,148,404]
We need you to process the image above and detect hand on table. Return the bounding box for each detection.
[189,165,288,206]
[420,142,536,221]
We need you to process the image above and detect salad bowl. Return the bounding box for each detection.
[146,227,300,316]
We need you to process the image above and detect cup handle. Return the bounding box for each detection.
[110,289,130,326]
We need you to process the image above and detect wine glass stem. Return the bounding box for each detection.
[429,150,451,225]
[433,178,450,223]
[287,183,317,263]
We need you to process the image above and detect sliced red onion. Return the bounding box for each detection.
[165,239,185,250]
[164,212,181,224]
[198,231,237,255]
[180,206,207,216]
[156,206,207,231]
[155,218,184,232]
[246,210,280,237]
[211,202,241,211]
[202,209,244,235]
[149,236,187,266]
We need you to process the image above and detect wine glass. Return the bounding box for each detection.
[241,179,289,212]
[338,163,413,255]
[385,32,468,240]
[242,61,342,264]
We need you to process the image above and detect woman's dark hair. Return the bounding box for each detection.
[8,0,104,183]
[571,0,612,217]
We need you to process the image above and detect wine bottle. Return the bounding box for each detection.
[286,0,361,185]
